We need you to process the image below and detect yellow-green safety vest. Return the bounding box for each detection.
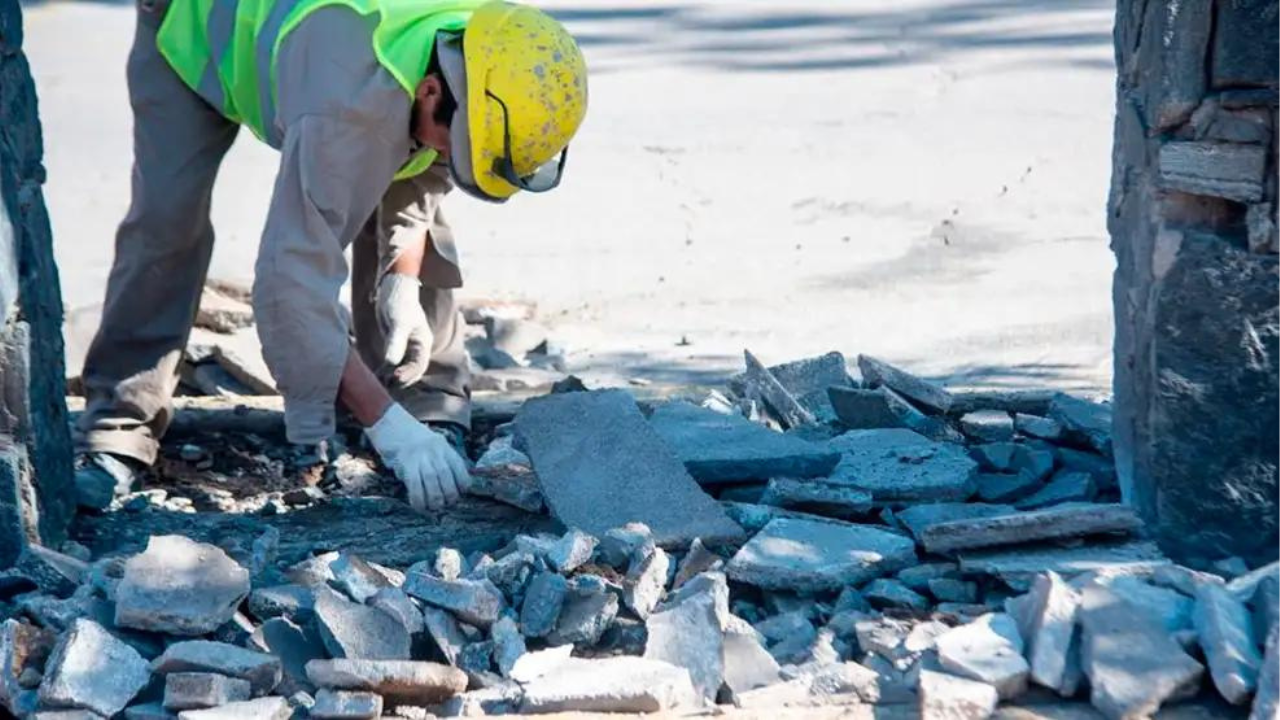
[156,0,484,179]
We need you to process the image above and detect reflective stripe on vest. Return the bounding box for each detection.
[156,0,483,176]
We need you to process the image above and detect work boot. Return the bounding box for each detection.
[74,452,143,511]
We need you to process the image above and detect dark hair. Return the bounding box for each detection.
[425,51,458,126]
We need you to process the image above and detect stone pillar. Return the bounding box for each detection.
[0,0,76,560]
[1110,0,1279,567]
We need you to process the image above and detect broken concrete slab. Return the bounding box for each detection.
[514,389,743,547]
[150,641,282,696]
[936,613,1029,699]
[920,504,1142,554]
[827,429,978,503]
[730,351,853,422]
[649,402,839,483]
[367,588,424,638]
[1014,414,1064,442]
[758,477,873,518]
[1079,583,1204,719]
[1047,394,1113,456]
[312,588,410,661]
[250,618,324,696]
[402,573,504,629]
[723,615,782,700]
[898,503,1017,542]
[673,538,722,589]
[1194,582,1263,705]
[1099,576,1193,635]
[1015,473,1096,511]
[519,571,567,639]
[547,529,596,574]
[175,696,291,720]
[305,659,467,706]
[14,546,86,598]
[327,554,392,604]
[950,390,1056,417]
[644,576,724,702]
[309,689,382,720]
[960,411,1015,443]
[919,669,998,720]
[547,584,618,647]
[115,535,250,636]
[742,350,818,428]
[519,656,698,714]
[38,618,151,717]
[1021,572,1081,695]
[863,579,929,612]
[624,546,670,619]
[419,606,466,666]
[959,541,1171,588]
[976,473,1044,505]
[163,672,252,712]
[719,501,853,535]
[726,517,916,592]
[828,386,962,443]
[857,355,954,414]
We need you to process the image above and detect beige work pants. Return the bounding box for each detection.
[76,4,471,465]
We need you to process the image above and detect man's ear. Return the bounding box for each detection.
[416,74,442,102]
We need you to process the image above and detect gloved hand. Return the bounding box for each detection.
[376,273,433,389]
[365,403,471,511]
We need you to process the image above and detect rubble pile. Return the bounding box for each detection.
[17,349,1280,718]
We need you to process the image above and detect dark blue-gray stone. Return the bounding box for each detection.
[1015,472,1096,510]
[648,402,839,484]
[515,390,744,547]
[826,429,977,503]
[1212,0,1279,89]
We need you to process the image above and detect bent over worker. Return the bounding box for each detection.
[73,0,587,512]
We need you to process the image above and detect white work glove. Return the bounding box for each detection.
[365,403,472,512]
[376,273,433,389]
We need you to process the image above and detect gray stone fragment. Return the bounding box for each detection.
[597,523,655,569]
[305,659,467,706]
[1101,576,1193,634]
[1214,556,1252,580]
[1010,445,1056,483]
[857,355,954,414]
[368,587,424,636]
[420,606,467,666]
[1159,140,1268,203]
[547,529,596,573]
[758,477,873,518]
[949,390,1056,417]
[936,613,1029,699]
[309,689,381,720]
[151,640,282,696]
[754,611,816,648]
[959,541,1171,587]
[827,429,978,503]
[643,576,724,702]
[547,587,618,647]
[438,681,523,717]
[519,571,566,639]
[175,697,291,720]
[124,702,173,720]
[313,588,411,661]
[919,669,998,720]
[919,504,1142,554]
[514,390,744,546]
[115,535,250,636]
[1078,583,1204,719]
[38,618,150,717]
[1195,582,1263,705]
[1055,448,1116,492]
[472,550,534,600]
[623,546,670,619]
[246,585,314,623]
[742,350,818,428]
[1151,564,1227,598]
[649,402,839,483]
[1253,576,1279,643]
[14,546,86,598]
[723,615,781,699]
[163,673,251,711]
[960,411,1015,443]
[1252,627,1278,720]
[929,578,979,604]
[1015,472,1096,510]
[519,656,698,713]
[899,503,1017,542]
[730,351,853,421]
[1014,414,1064,441]
[863,578,929,612]
[970,443,1018,473]
[672,538,722,589]
[829,386,962,443]
[899,563,960,593]
[977,473,1043,504]
[1021,571,1081,695]
[250,618,324,696]
[402,573,503,628]
[718,501,842,534]
[726,518,917,592]
[328,554,391,604]
[490,616,525,677]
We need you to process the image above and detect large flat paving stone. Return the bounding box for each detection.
[649,402,840,484]
[726,517,917,592]
[827,429,978,503]
[514,390,743,547]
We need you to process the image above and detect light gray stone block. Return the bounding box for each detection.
[644,577,724,702]
[1159,141,1268,203]
[309,689,382,720]
[402,573,504,629]
[518,656,698,713]
[919,669,998,720]
[1021,571,1081,695]
[726,518,917,592]
[175,697,291,720]
[115,536,250,636]
[151,641,282,696]
[1195,582,1263,705]
[304,659,467,706]
[38,619,150,717]
[163,673,251,712]
[936,613,1029,699]
[313,588,411,660]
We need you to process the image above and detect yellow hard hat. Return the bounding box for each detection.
[441,2,588,202]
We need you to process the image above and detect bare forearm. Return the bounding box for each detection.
[339,347,394,427]
[389,231,428,277]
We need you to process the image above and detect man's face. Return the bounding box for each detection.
[413,74,452,159]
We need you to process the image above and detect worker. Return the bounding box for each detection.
[72,0,587,512]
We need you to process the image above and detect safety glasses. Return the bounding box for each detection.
[486,90,568,193]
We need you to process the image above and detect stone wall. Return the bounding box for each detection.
[0,0,75,559]
[1110,0,1279,567]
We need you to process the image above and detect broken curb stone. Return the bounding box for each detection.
[175,696,291,720]
[310,688,382,720]
[919,669,998,720]
[857,355,954,414]
[1079,583,1204,719]
[827,429,978,503]
[151,640,282,696]
[163,672,252,711]
[514,390,744,546]
[1194,582,1263,705]
[920,504,1142,554]
[305,659,467,705]
[935,613,1029,699]
[649,402,839,483]
[115,535,250,636]
[38,618,151,717]
[726,517,917,592]
[313,588,411,660]
[519,656,698,714]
